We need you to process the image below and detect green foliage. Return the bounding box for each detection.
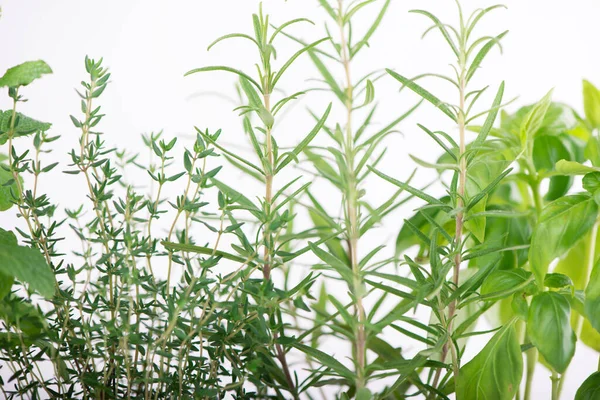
[528,292,576,373]
[575,372,600,400]
[1,2,599,400]
[585,258,600,332]
[481,269,533,296]
[0,229,54,299]
[583,80,600,129]
[556,159,600,175]
[0,111,52,144]
[0,60,52,88]
[554,231,600,352]
[456,319,522,400]
[529,194,598,286]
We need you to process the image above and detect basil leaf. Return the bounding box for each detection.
[575,371,600,400]
[457,319,522,400]
[528,292,576,373]
[585,258,600,333]
[529,194,598,286]
[583,80,600,129]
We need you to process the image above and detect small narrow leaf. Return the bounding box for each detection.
[309,242,353,285]
[468,81,505,161]
[361,79,375,107]
[386,69,456,121]
[308,51,345,103]
[466,167,513,211]
[207,33,259,51]
[351,0,391,56]
[293,343,354,381]
[369,167,451,210]
[410,9,459,57]
[466,31,508,83]
[211,178,261,214]
[185,66,263,93]
[162,241,254,266]
[272,38,329,88]
[276,104,331,172]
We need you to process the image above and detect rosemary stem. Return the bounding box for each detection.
[338,0,366,388]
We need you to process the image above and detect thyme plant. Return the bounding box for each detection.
[1,1,600,400]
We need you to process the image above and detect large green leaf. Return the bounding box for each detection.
[481,269,532,296]
[585,257,600,333]
[0,228,17,245]
[585,134,600,167]
[502,102,578,139]
[0,111,52,145]
[575,371,600,400]
[529,194,598,286]
[0,230,17,298]
[0,60,52,88]
[0,272,13,299]
[520,90,554,149]
[580,319,600,351]
[533,135,573,201]
[555,160,600,176]
[468,205,532,271]
[0,110,53,134]
[583,80,600,129]
[583,172,600,196]
[528,292,576,373]
[0,232,55,299]
[554,231,600,351]
[456,319,522,400]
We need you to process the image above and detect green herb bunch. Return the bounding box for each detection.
[378,2,600,400]
[0,45,328,400]
[1,1,600,400]
[0,54,265,398]
[285,0,425,398]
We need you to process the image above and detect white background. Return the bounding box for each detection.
[2,0,600,398]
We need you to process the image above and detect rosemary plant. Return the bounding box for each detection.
[290,0,423,398]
